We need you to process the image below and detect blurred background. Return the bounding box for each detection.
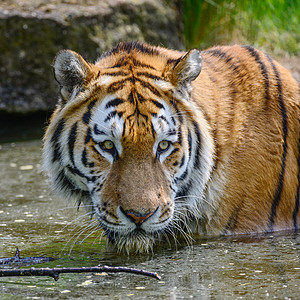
[0,0,299,143]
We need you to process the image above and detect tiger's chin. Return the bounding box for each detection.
[106,229,157,254]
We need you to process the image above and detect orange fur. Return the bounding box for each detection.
[43,42,300,253]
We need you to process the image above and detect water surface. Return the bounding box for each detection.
[0,141,300,299]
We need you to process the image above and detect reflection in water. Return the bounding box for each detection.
[0,141,300,298]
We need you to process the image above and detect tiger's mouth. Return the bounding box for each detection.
[105,227,159,254]
[96,215,168,254]
[92,201,174,253]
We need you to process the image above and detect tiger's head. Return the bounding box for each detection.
[43,42,215,253]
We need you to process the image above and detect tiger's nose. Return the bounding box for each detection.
[120,207,156,225]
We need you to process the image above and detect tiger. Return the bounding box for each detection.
[43,41,300,254]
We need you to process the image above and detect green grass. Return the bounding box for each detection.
[184,0,300,55]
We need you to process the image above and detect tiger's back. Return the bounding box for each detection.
[198,45,299,234]
[43,42,300,253]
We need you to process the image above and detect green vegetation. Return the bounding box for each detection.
[184,0,300,55]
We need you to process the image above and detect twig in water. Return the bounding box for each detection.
[0,265,161,281]
[0,248,55,266]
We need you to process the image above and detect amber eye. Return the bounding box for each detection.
[102,140,114,150]
[97,140,118,159]
[158,140,170,152]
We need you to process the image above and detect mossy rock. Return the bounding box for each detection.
[0,0,183,113]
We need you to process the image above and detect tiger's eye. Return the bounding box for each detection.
[103,140,114,150]
[158,140,170,151]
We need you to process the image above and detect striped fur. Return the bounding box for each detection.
[43,41,300,253]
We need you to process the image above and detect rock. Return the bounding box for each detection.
[0,0,184,113]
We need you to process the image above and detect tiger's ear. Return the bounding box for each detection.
[171,49,202,87]
[53,50,93,102]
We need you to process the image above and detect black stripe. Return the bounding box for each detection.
[122,122,126,137]
[128,91,134,104]
[150,123,156,139]
[91,184,104,195]
[187,129,192,161]
[171,117,176,125]
[101,71,129,77]
[136,92,146,103]
[203,48,241,75]
[82,149,95,170]
[82,148,88,167]
[104,111,117,123]
[105,98,123,109]
[51,119,65,144]
[127,104,149,124]
[177,126,182,145]
[175,180,193,199]
[172,102,183,123]
[132,57,157,70]
[94,124,106,135]
[85,127,92,144]
[51,119,65,162]
[169,148,179,156]
[169,184,176,193]
[176,169,188,183]
[94,184,103,194]
[82,99,98,125]
[66,165,96,183]
[241,45,270,103]
[167,57,181,66]
[167,128,176,136]
[159,115,170,125]
[138,79,161,97]
[151,100,164,109]
[55,170,77,191]
[136,72,163,81]
[204,49,234,65]
[265,55,288,231]
[82,111,91,125]
[107,81,126,93]
[179,154,185,168]
[111,58,157,71]
[55,170,90,201]
[68,122,78,166]
[193,121,201,169]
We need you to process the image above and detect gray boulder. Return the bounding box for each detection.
[0,0,183,113]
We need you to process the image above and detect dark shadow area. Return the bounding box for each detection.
[0,111,51,143]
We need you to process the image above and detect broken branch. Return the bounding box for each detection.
[0,265,161,281]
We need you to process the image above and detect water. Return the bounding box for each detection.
[1,140,300,299]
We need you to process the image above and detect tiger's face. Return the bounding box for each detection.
[43,42,214,253]
[86,82,180,252]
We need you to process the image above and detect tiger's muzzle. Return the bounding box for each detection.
[94,150,174,252]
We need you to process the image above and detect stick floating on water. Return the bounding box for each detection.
[0,248,55,266]
[0,265,161,281]
[0,248,161,280]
